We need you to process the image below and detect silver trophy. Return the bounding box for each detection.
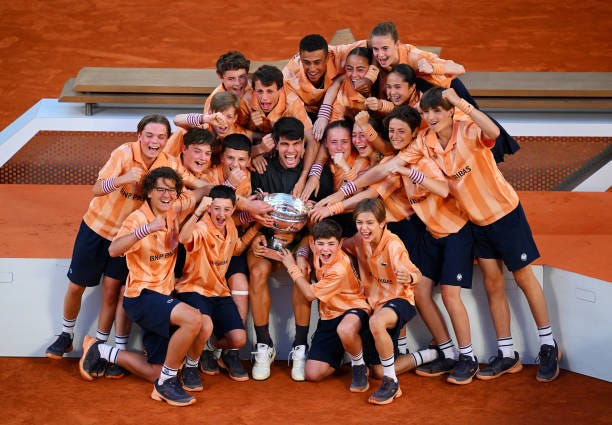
[256,190,312,250]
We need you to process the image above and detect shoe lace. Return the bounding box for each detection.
[536,345,553,365]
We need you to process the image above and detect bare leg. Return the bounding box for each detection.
[441,285,472,348]
[62,281,86,321]
[164,303,202,369]
[414,277,451,344]
[512,265,551,327]
[304,359,335,382]
[247,252,272,327]
[97,276,122,334]
[478,258,511,338]
[228,272,249,324]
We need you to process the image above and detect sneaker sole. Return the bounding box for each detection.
[45,349,72,360]
[536,346,562,383]
[349,382,369,393]
[251,370,271,381]
[368,386,403,405]
[151,388,196,407]
[181,384,204,392]
[199,367,220,376]
[218,358,249,382]
[447,368,479,385]
[78,335,97,381]
[415,368,453,378]
[105,373,125,380]
[476,359,523,381]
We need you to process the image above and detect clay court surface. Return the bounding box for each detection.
[0,1,611,424]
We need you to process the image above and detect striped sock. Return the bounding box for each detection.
[537,325,555,347]
[95,329,110,342]
[98,343,120,364]
[61,318,76,337]
[114,334,129,351]
[438,339,458,361]
[497,337,514,358]
[380,355,397,382]
[205,338,216,351]
[159,364,178,384]
[351,351,365,367]
[185,355,199,368]
[411,348,438,367]
[459,343,475,360]
[397,335,408,355]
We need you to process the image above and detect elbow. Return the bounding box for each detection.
[108,245,121,258]
[440,185,450,198]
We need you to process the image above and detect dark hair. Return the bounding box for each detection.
[323,119,352,142]
[272,117,304,142]
[209,184,236,206]
[137,114,171,137]
[210,91,240,113]
[222,133,252,156]
[216,51,250,76]
[143,166,183,197]
[388,64,416,86]
[419,86,454,111]
[370,22,399,42]
[183,128,216,148]
[383,105,422,132]
[347,47,373,65]
[299,34,328,54]
[353,198,386,223]
[252,65,284,90]
[312,219,342,241]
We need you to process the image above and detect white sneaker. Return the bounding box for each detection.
[289,345,307,381]
[251,343,276,381]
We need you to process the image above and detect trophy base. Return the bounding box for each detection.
[266,232,296,251]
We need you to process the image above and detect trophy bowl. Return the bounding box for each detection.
[260,192,312,250]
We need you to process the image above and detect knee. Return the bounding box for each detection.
[369,316,385,336]
[249,266,270,292]
[228,330,247,349]
[67,282,86,297]
[305,365,325,382]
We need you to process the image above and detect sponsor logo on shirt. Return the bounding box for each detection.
[452,165,472,180]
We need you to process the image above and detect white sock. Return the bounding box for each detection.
[380,355,397,382]
[158,364,178,384]
[61,318,76,337]
[185,355,199,368]
[351,351,365,366]
[537,325,555,347]
[205,338,216,351]
[497,337,514,358]
[397,335,408,355]
[95,329,110,342]
[459,344,475,360]
[114,334,129,351]
[438,339,458,361]
[98,343,120,363]
[411,348,438,367]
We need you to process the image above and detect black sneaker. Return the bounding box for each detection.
[415,349,457,377]
[105,363,127,379]
[219,349,249,381]
[447,354,479,385]
[536,340,561,382]
[476,350,522,381]
[151,376,196,407]
[349,364,369,393]
[180,365,203,392]
[199,349,220,375]
[45,332,73,359]
[368,376,403,405]
[79,335,106,381]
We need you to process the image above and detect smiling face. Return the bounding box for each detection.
[371,35,400,70]
[421,106,454,134]
[138,123,169,166]
[211,106,238,137]
[181,143,212,176]
[314,236,341,265]
[352,123,374,159]
[254,80,281,113]
[219,69,249,98]
[355,211,384,246]
[147,177,178,216]
[388,118,416,151]
[345,54,370,85]
[221,147,250,179]
[209,197,235,232]
[277,136,304,169]
[324,126,351,161]
[300,49,328,86]
[386,72,416,106]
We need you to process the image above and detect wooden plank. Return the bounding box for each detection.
[73,67,219,94]
[461,72,612,98]
[330,28,356,45]
[475,96,612,110]
[249,59,290,73]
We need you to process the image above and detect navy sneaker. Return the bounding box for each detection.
[199,349,220,375]
[105,363,127,379]
[151,376,196,406]
[368,376,402,405]
[349,364,369,393]
[477,350,522,381]
[447,354,479,385]
[79,335,106,381]
[536,340,561,382]
[45,332,73,359]
[219,349,249,381]
[180,365,203,392]
[415,349,457,377]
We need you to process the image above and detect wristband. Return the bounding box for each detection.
[238,211,253,224]
[133,224,151,240]
[296,247,311,260]
[409,168,425,185]
[101,177,118,194]
[317,104,332,120]
[340,181,357,198]
[186,113,203,127]
[456,98,474,115]
[308,163,323,178]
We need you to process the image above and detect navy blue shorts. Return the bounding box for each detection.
[225,250,249,279]
[387,214,425,256]
[472,203,540,272]
[416,222,474,288]
[308,309,369,370]
[176,292,244,340]
[123,289,181,364]
[362,298,417,365]
[67,220,128,287]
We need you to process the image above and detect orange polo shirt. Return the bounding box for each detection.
[247,87,312,134]
[329,151,370,191]
[343,228,421,310]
